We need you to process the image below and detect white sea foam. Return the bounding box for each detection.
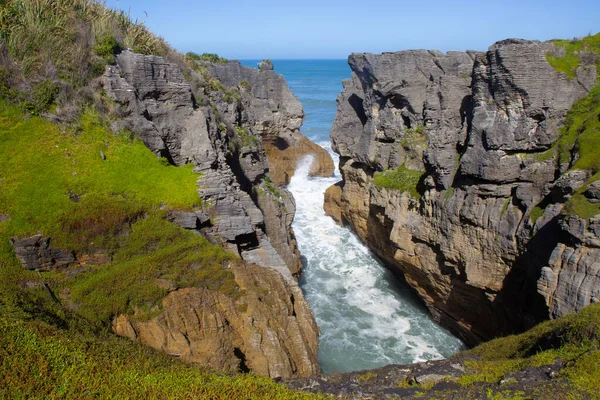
[289,152,465,373]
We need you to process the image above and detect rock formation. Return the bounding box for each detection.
[326,39,600,345]
[203,59,334,185]
[113,261,319,378]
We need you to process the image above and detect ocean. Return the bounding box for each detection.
[241,59,465,374]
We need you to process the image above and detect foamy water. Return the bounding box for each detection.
[288,145,465,373]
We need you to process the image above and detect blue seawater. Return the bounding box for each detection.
[241,60,465,374]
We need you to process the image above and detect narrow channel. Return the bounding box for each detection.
[249,60,465,374]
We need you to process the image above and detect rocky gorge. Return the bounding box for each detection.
[2,0,600,396]
[324,36,600,347]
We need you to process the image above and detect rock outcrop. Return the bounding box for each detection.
[326,39,599,345]
[113,262,319,378]
[203,59,334,185]
[91,50,321,376]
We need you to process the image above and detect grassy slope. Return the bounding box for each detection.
[459,303,600,398]
[0,102,241,322]
[546,33,600,80]
[0,100,326,399]
[0,294,327,399]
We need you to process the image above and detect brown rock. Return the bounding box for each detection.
[323,182,344,226]
[113,262,319,379]
[265,135,334,186]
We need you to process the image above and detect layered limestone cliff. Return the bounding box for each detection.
[204,60,334,186]
[326,39,600,345]
[6,50,322,378]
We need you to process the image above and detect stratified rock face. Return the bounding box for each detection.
[327,39,599,345]
[100,51,319,377]
[113,262,319,378]
[204,60,334,185]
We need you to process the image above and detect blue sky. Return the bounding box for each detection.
[104,0,600,59]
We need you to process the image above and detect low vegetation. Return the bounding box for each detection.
[373,164,425,199]
[545,33,600,81]
[532,86,600,219]
[186,51,228,65]
[0,101,240,323]
[0,288,328,399]
[457,302,600,397]
[393,303,600,398]
[0,0,173,116]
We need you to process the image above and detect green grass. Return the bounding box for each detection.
[67,213,237,322]
[530,86,600,220]
[0,101,241,325]
[545,33,600,80]
[455,303,600,397]
[373,164,424,199]
[549,86,600,172]
[0,103,200,252]
[0,298,328,399]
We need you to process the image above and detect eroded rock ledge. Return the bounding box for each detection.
[325,39,600,345]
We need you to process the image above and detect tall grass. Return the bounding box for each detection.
[0,0,172,114]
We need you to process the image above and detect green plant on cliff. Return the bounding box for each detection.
[185,51,228,65]
[532,86,600,219]
[373,164,425,200]
[0,101,241,326]
[545,33,600,80]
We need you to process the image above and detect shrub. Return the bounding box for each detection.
[185,51,228,64]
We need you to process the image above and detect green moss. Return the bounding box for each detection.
[545,33,600,81]
[239,79,251,91]
[373,164,425,199]
[443,187,455,201]
[563,192,600,219]
[530,205,545,224]
[356,372,377,382]
[500,197,511,217]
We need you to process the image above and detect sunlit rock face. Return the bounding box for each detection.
[326,39,599,345]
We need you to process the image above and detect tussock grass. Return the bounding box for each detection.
[0,0,173,115]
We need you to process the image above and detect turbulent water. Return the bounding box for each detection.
[243,59,465,374]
